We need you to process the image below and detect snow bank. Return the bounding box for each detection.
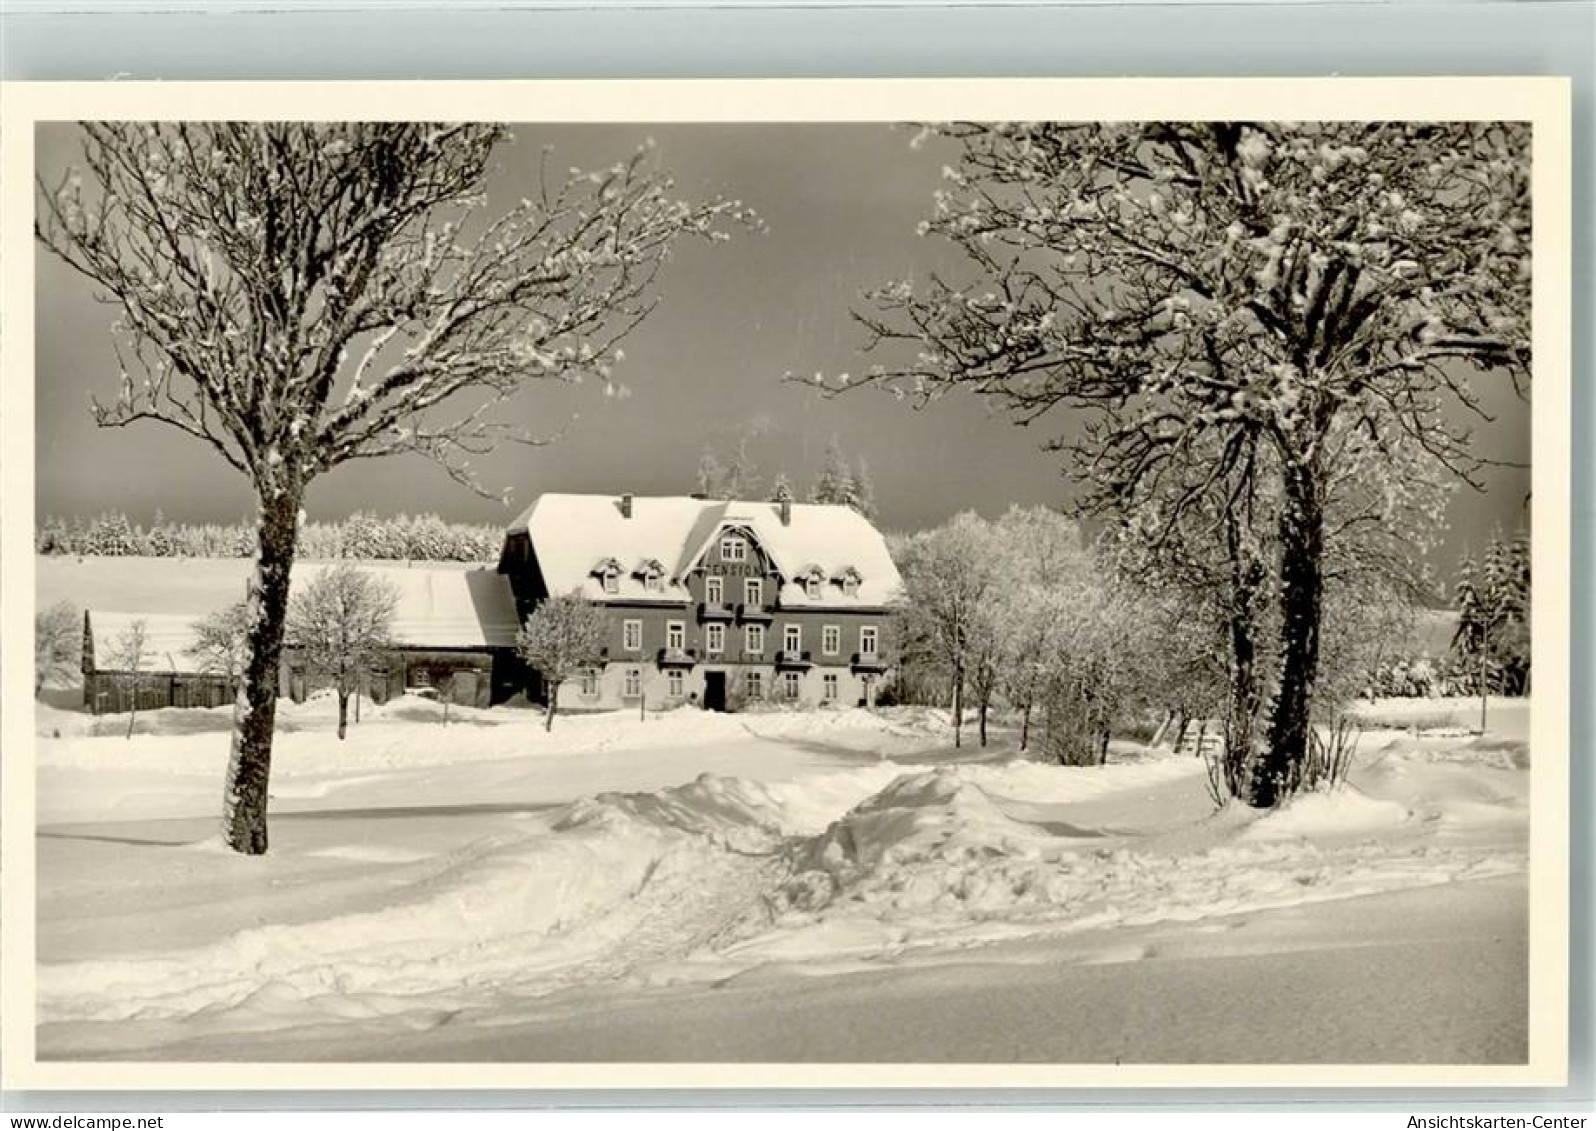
[734,752,1525,966]
[556,764,912,853]
[1241,788,1411,842]
[41,814,695,1025]
[38,751,1198,1032]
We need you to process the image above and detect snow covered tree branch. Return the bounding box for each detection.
[826,121,1530,806]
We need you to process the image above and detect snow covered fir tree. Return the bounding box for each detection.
[25,107,1547,1070]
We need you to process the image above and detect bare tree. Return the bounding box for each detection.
[516,591,609,731]
[288,564,398,740]
[38,123,751,852]
[35,602,81,697]
[828,122,1529,806]
[107,618,152,740]
[186,601,251,699]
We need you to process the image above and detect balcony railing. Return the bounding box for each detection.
[737,603,774,623]
[775,649,813,669]
[851,651,888,673]
[699,602,735,622]
[657,646,697,668]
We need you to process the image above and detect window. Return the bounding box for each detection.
[721,535,746,562]
[842,575,860,597]
[645,572,664,593]
[623,667,642,698]
[745,624,765,654]
[804,576,822,599]
[667,670,684,698]
[666,621,685,650]
[860,625,879,656]
[782,670,801,700]
[623,619,642,652]
[783,624,802,653]
[603,571,619,594]
[706,623,725,654]
[580,669,598,697]
[744,578,762,606]
[822,625,840,656]
[745,671,763,700]
[823,673,839,701]
[706,576,723,605]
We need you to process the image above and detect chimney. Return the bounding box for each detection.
[779,497,792,526]
[620,493,634,519]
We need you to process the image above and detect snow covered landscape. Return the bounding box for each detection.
[18,113,1547,1081]
[34,691,1529,1064]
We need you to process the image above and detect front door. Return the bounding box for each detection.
[704,670,727,712]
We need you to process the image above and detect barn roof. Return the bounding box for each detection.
[506,494,904,609]
[84,612,215,675]
[85,566,521,671]
[292,564,520,649]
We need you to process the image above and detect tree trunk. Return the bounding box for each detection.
[1254,462,1326,808]
[978,697,988,747]
[1225,516,1268,800]
[545,684,558,732]
[952,667,964,748]
[222,482,303,855]
[1019,702,1031,751]
[336,690,349,740]
[1098,729,1110,765]
[125,684,137,740]
[1477,629,1489,734]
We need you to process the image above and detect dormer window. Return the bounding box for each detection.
[634,558,667,594]
[799,564,826,600]
[591,556,623,595]
[721,535,747,563]
[835,566,863,597]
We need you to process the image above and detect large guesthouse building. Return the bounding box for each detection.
[79,492,899,715]
[497,493,901,712]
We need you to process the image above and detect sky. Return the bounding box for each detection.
[34,122,1531,565]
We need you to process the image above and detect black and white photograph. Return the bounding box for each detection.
[0,79,1571,1087]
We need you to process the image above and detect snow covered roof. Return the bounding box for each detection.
[291,564,521,649]
[507,494,904,608]
[84,612,214,675]
[85,566,522,668]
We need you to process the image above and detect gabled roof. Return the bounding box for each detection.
[506,494,903,608]
[84,611,215,675]
[85,566,522,670]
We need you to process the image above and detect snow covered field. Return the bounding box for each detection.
[33,694,1530,1064]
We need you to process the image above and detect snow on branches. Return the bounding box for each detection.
[834,122,1530,807]
[37,123,758,499]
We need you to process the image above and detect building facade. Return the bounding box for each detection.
[497,492,900,712]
